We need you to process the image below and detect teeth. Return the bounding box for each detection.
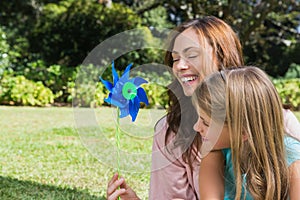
[181,76,198,83]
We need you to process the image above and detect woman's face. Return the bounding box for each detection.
[193,109,231,150]
[172,28,216,96]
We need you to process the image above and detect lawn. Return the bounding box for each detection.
[0,106,166,200]
[0,106,299,199]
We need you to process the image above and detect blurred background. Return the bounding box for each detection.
[0,0,299,109]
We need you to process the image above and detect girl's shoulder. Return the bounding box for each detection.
[284,136,300,166]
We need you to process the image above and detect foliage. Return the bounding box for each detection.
[120,0,300,77]
[18,60,77,103]
[29,0,143,67]
[0,0,300,106]
[142,83,168,109]
[0,26,10,77]
[0,75,54,106]
[72,64,107,107]
[0,1,37,70]
[0,26,19,77]
[273,78,300,110]
[284,63,300,79]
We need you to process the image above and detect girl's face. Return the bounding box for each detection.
[172,28,216,96]
[193,109,231,150]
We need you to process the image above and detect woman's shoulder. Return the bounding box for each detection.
[283,109,300,140]
[153,115,175,144]
[154,115,168,132]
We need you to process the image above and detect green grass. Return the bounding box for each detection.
[0,106,166,200]
[0,106,299,199]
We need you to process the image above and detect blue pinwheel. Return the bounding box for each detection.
[100,61,149,122]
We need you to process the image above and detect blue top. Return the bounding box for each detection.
[222,136,300,200]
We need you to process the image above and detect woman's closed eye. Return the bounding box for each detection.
[185,52,200,60]
[184,48,200,59]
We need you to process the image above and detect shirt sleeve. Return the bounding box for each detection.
[285,136,300,166]
[149,117,198,200]
[283,109,300,140]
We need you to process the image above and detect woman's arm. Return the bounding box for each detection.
[199,150,225,200]
[283,109,300,140]
[289,160,300,200]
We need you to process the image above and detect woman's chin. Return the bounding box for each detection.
[181,80,199,96]
[182,85,196,96]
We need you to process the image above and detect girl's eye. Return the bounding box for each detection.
[203,120,209,127]
[200,118,209,127]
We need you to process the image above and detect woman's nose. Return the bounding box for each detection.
[177,58,189,70]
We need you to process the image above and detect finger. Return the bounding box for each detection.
[119,176,129,189]
[107,188,126,200]
[107,177,125,196]
[108,173,118,186]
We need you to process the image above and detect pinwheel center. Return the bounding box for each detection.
[122,82,137,100]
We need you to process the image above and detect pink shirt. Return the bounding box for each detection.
[149,117,201,200]
[149,109,300,200]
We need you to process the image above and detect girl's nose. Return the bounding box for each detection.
[194,119,204,135]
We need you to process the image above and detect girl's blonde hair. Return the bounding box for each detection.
[192,66,289,200]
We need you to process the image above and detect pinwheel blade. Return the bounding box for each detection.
[112,61,119,86]
[132,77,148,87]
[122,63,133,81]
[137,88,149,105]
[120,107,129,118]
[100,77,113,92]
[129,97,140,122]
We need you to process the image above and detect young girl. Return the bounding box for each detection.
[193,66,300,200]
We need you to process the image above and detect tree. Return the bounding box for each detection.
[115,0,300,76]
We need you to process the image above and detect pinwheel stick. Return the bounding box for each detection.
[100,61,149,200]
[116,108,120,175]
[116,107,121,200]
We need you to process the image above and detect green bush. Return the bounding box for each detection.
[273,78,300,110]
[29,1,143,67]
[142,83,168,109]
[0,26,11,77]
[0,75,54,106]
[71,81,108,108]
[20,60,76,103]
[72,64,108,107]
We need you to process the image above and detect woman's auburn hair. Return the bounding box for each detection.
[193,66,289,200]
[163,16,244,167]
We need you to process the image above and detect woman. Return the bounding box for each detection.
[107,16,300,200]
[193,67,300,199]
